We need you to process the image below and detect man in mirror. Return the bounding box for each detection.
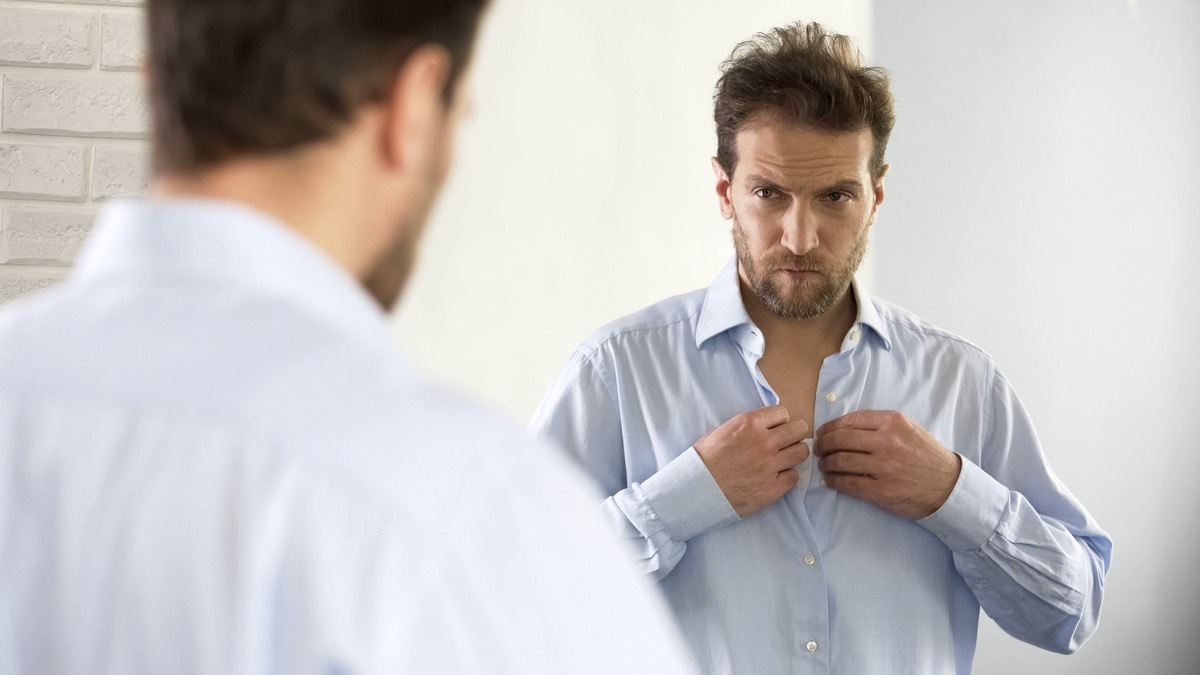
[532,21,1111,674]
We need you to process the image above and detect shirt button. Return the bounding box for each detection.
[804,553,816,566]
[806,640,818,653]
[819,478,826,487]
[849,328,861,340]
[825,392,837,403]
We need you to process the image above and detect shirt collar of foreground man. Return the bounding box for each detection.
[530,19,1110,675]
[75,199,398,356]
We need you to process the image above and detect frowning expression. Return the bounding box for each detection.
[713,113,886,319]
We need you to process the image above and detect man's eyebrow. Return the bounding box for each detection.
[742,173,788,191]
[820,179,867,195]
[742,174,869,195]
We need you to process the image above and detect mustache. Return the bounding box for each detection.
[760,253,829,273]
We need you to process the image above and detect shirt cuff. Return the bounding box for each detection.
[916,454,1008,552]
[639,446,740,542]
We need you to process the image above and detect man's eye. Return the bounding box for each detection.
[754,188,775,199]
[826,192,849,203]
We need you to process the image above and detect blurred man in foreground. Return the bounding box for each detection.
[0,1,695,672]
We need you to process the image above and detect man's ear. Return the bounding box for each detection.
[380,45,452,174]
[711,157,734,220]
[868,163,889,226]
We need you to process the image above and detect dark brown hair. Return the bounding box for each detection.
[714,22,895,179]
[147,0,489,173]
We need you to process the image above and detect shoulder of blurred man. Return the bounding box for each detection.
[0,232,554,533]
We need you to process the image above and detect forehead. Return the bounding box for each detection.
[733,114,874,184]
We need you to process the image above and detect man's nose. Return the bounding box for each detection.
[780,205,819,256]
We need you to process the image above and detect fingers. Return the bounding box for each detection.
[817,449,874,477]
[822,472,872,498]
[815,409,892,437]
[775,467,800,492]
[770,418,810,448]
[750,404,791,429]
[775,438,810,469]
[813,428,880,457]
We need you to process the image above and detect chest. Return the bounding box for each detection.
[756,351,824,433]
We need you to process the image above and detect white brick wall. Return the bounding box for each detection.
[0,9,93,68]
[99,12,141,71]
[0,0,146,304]
[0,141,85,200]
[91,143,147,199]
[0,265,66,303]
[1,205,94,263]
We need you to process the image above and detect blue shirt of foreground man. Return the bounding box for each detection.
[532,22,1111,674]
[0,1,696,673]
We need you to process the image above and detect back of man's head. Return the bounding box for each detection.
[147,0,488,175]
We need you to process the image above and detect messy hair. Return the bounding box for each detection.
[714,21,895,179]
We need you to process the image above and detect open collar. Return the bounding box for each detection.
[694,256,892,351]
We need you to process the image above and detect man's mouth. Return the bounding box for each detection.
[780,267,819,277]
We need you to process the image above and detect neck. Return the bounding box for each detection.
[152,142,378,280]
[740,278,858,357]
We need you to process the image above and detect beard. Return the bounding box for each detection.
[362,218,421,310]
[362,122,455,311]
[732,215,869,320]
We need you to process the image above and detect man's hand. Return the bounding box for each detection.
[813,410,962,519]
[694,405,810,517]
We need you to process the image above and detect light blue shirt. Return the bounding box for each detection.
[531,258,1112,674]
[0,199,697,675]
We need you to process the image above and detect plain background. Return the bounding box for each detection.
[396,0,1199,673]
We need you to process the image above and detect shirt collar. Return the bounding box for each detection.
[694,256,893,350]
[853,279,892,350]
[73,198,400,357]
[695,258,754,348]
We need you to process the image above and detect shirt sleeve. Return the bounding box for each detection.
[916,364,1112,653]
[530,348,739,580]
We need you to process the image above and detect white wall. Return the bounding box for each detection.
[0,0,149,301]
[394,0,874,420]
[874,1,1199,672]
